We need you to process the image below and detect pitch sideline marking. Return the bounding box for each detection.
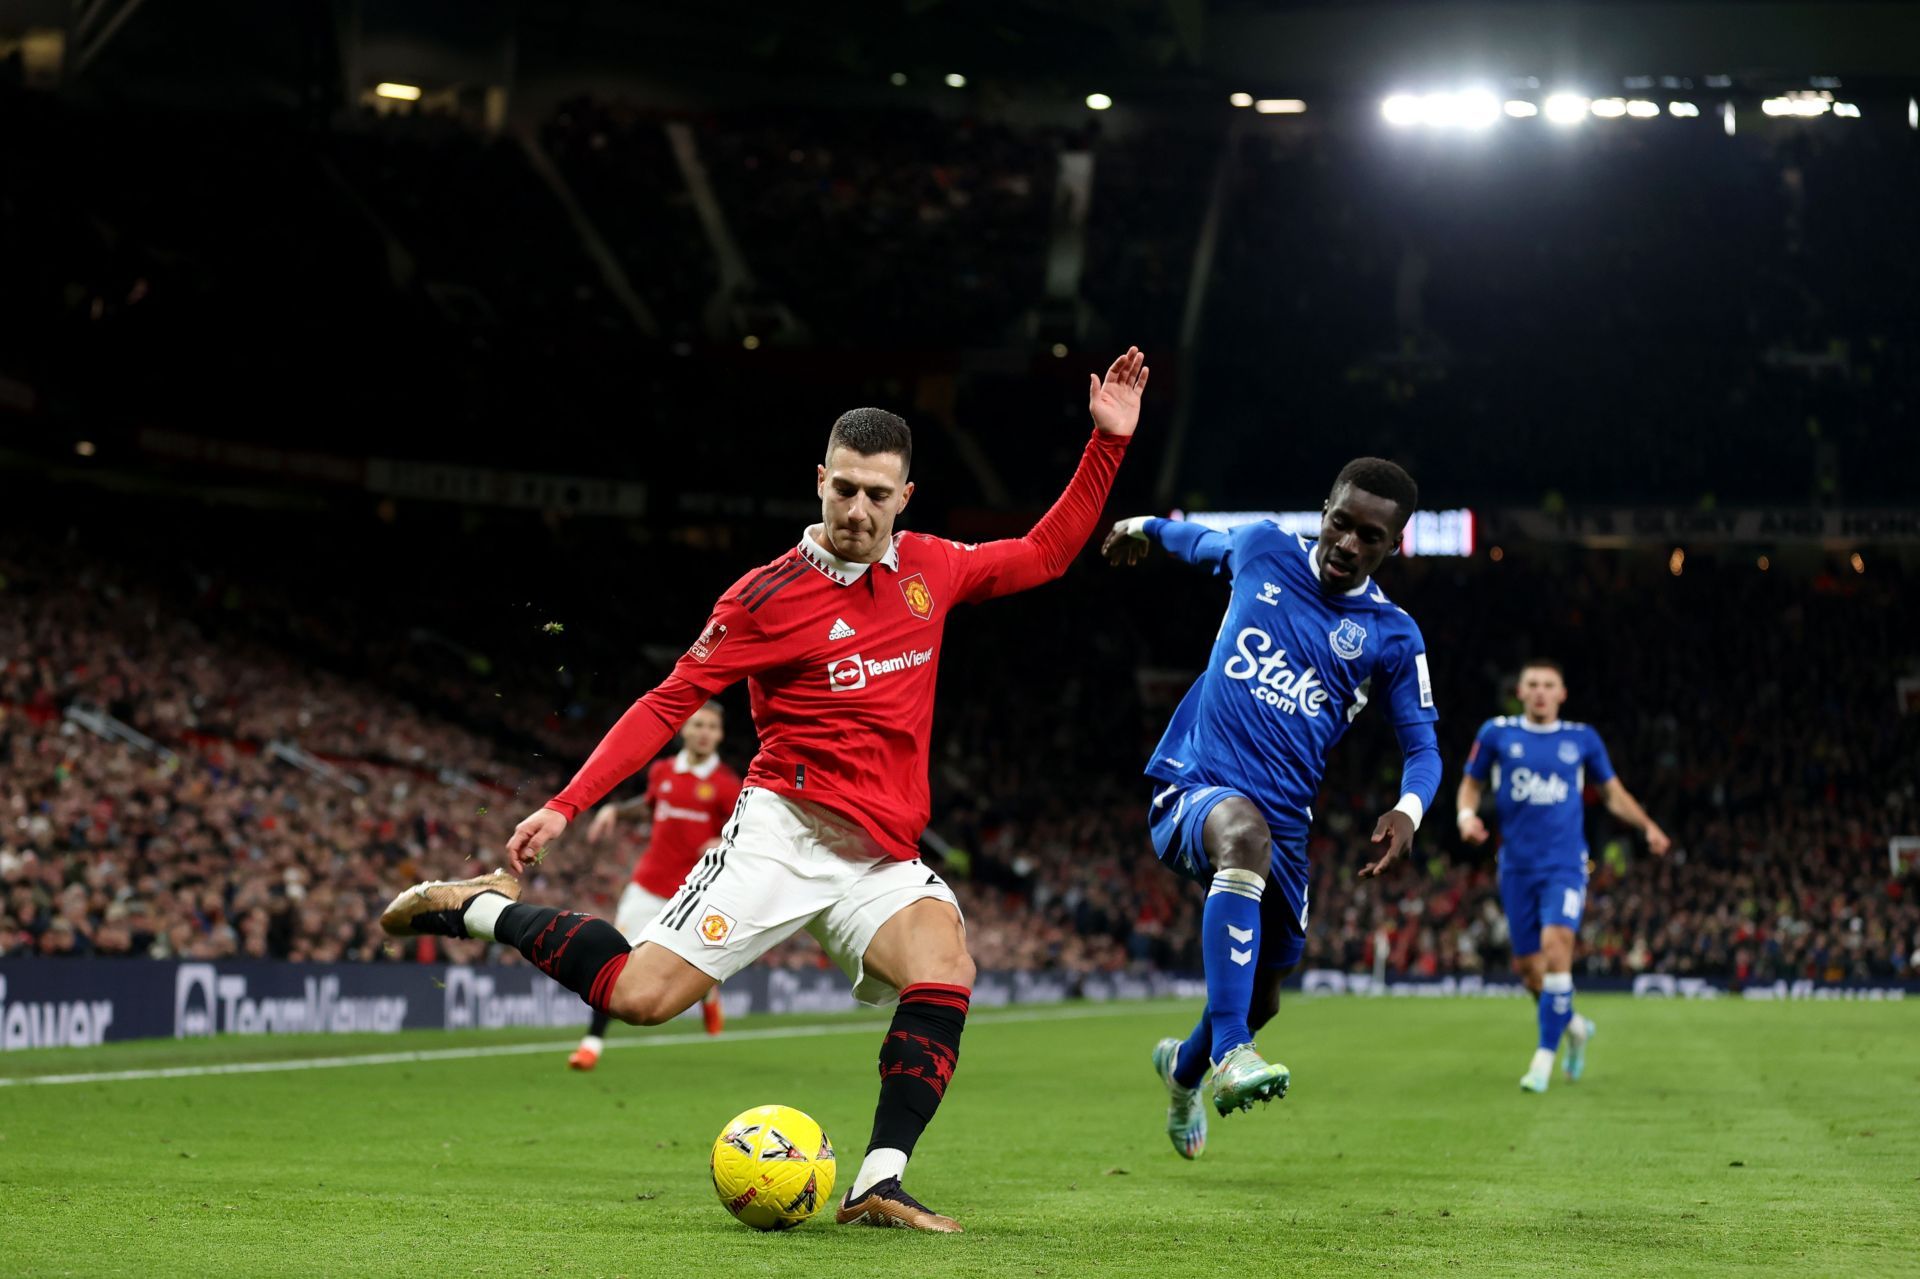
[0,1002,1159,1089]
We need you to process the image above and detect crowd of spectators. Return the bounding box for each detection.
[3,514,1914,987]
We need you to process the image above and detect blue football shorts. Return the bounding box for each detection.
[1147,780,1312,969]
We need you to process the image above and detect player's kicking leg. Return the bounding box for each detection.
[1511,872,1588,1092]
[564,884,725,1070]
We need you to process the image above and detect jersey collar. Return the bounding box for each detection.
[798,526,900,585]
[1309,542,1373,598]
[1518,718,1563,733]
[673,749,722,778]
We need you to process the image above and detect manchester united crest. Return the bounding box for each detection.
[900,573,934,621]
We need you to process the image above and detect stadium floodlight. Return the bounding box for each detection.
[1668,101,1700,117]
[1229,92,1254,108]
[1255,98,1306,115]
[1085,93,1113,111]
[1763,93,1831,117]
[1590,97,1628,118]
[1544,93,1589,125]
[1381,94,1423,126]
[944,72,967,88]
[889,72,907,86]
[741,334,761,350]
[75,440,96,457]
[1504,100,1539,118]
[1833,102,1861,118]
[1454,89,1501,128]
[1626,99,1660,118]
[1723,102,1736,135]
[374,82,422,101]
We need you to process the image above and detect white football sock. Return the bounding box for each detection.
[578,1035,604,1056]
[462,891,510,941]
[1530,1047,1557,1074]
[850,1147,908,1200]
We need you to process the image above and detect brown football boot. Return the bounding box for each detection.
[835,1177,962,1233]
[379,870,520,938]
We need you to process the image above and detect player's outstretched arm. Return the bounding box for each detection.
[1101,515,1230,571]
[1600,777,1670,855]
[951,348,1148,602]
[1455,775,1490,845]
[504,677,708,873]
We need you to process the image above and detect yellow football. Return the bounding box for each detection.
[709,1104,837,1230]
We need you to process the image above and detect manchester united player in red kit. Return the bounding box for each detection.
[567,700,740,1068]
[381,347,1149,1232]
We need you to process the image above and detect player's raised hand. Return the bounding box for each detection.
[506,806,569,873]
[1359,809,1415,878]
[1101,515,1153,566]
[586,805,621,845]
[1645,823,1671,856]
[1089,346,1149,437]
[1457,811,1490,845]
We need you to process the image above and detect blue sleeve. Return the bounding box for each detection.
[1585,728,1617,785]
[1394,720,1443,815]
[1143,517,1230,573]
[1463,719,1499,782]
[1382,622,1439,727]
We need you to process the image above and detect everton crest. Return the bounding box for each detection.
[1328,618,1367,661]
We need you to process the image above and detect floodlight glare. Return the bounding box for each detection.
[1591,98,1628,118]
[1668,101,1700,117]
[1229,92,1254,108]
[1381,94,1423,126]
[944,72,967,88]
[374,82,422,101]
[1544,93,1589,125]
[1626,100,1660,118]
[1085,93,1113,110]
[1255,99,1306,114]
[1504,100,1539,118]
[1456,89,1501,128]
[1833,102,1860,118]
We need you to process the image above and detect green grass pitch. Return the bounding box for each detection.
[2,996,1915,1277]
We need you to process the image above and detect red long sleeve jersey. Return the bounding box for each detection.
[547,430,1130,860]
[630,752,743,898]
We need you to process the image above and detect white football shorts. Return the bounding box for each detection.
[638,786,961,1006]
[613,882,672,941]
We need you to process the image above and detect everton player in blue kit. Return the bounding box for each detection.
[1103,459,1442,1159]
[1456,659,1669,1092]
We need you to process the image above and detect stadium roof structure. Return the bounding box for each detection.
[12,0,1920,115]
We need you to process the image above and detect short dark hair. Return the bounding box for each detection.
[1519,658,1564,678]
[1332,457,1419,524]
[827,408,912,478]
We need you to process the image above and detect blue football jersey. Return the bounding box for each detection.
[1464,717,1617,872]
[1146,521,1438,831]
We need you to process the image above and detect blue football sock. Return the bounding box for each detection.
[1203,868,1265,1062]
[1173,1010,1211,1089]
[1539,972,1574,1052]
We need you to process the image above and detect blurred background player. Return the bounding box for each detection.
[567,699,740,1068]
[1457,659,1670,1092]
[1103,458,1442,1158]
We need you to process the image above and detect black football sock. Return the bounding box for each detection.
[854,982,969,1197]
[490,903,633,1012]
[586,1009,612,1039]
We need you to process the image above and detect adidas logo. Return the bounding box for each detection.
[828,618,856,641]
